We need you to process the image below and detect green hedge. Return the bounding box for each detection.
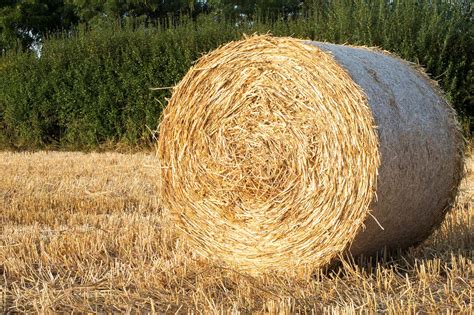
[1,0,472,150]
[0,18,241,149]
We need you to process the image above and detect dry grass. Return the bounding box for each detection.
[0,151,472,313]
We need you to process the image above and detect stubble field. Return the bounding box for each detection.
[0,151,472,313]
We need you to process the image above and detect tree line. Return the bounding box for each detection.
[0,0,472,150]
[1,0,311,52]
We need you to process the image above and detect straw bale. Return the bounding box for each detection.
[309,42,463,257]
[157,35,463,275]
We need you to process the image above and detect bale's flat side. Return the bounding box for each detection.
[157,36,380,275]
[310,42,464,256]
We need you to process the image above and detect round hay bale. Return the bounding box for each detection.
[157,35,463,275]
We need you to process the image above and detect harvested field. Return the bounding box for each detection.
[0,151,472,313]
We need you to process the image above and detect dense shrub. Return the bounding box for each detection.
[0,18,241,149]
[0,0,472,149]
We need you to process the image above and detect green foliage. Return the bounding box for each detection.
[0,17,240,149]
[0,0,472,150]
[210,0,302,18]
[67,0,209,23]
[0,0,209,52]
[0,0,78,52]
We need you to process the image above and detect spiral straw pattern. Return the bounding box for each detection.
[158,35,380,274]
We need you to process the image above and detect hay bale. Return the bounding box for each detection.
[310,42,464,257]
[157,35,463,275]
